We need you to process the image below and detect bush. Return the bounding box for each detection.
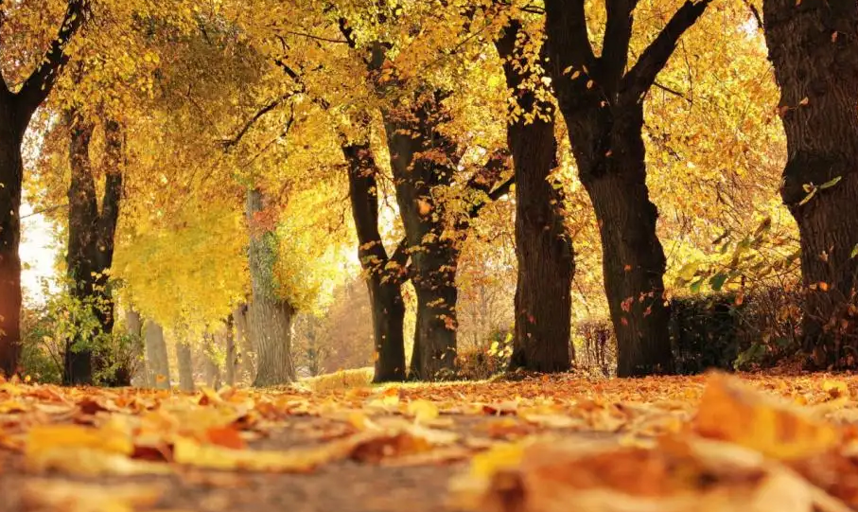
[670,294,744,374]
[457,329,513,380]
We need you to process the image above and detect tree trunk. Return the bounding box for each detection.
[382,91,460,380]
[0,108,25,379]
[543,0,708,376]
[495,20,575,373]
[204,330,222,389]
[144,321,171,390]
[246,188,295,386]
[233,304,253,385]
[224,315,236,386]
[125,308,146,387]
[763,1,858,368]
[342,142,407,382]
[176,341,194,392]
[63,113,124,385]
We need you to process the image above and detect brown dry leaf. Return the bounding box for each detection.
[695,373,842,460]
[20,480,164,512]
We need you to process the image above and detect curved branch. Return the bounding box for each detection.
[17,0,87,118]
[620,0,710,104]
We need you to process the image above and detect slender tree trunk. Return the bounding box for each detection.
[543,0,708,376]
[144,321,171,390]
[125,308,146,387]
[246,188,295,386]
[233,304,253,385]
[763,1,858,368]
[204,330,222,389]
[0,108,25,378]
[343,142,407,382]
[176,341,194,392]
[495,20,574,373]
[382,91,460,380]
[224,315,236,386]
[63,113,124,385]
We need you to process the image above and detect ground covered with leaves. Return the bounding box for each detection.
[3,372,858,512]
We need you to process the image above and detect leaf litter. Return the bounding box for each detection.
[4,372,858,511]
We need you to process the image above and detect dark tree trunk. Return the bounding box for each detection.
[0,106,25,379]
[224,314,236,386]
[144,321,171,390]
[246,188,296,386]
[543,0,709,376]
[495,20,575,373]
[382,92,461,380]
[763,1,858,368]
[176,340,194,392]
[63,113,124,385]
[0,0,86,378]
[342,142,407,382]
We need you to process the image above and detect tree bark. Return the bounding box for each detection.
[224,315,236,386]
[543,0,709,376]
[63,113,124,385]
[144,321,171,390]
[342,142,407,382]
[495,20,575,373]
[0,0,87,378]
[763,1,858,368]
[381,91,461,380]
[176,340,194,392]
[233,304,253,385]
[246,188,295,386]
[125,308,146,387]
[0,106,25,379]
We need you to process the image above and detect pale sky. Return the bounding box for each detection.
[20,201,60,305]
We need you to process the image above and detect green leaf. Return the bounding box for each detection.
[798,188,817,206]
[709,272,729,292]
[820,176,842,190]
[690,277,706,293]
[851,244,858,259]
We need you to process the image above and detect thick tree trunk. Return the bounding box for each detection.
[63,113,124,385]
[176,341,194,392]
[343,142,407,382]
[543,0,708,376]
[382,92,460,380]
[224,315,236,387]
[763,1,858,368]
[144,321,171,390]
[125,308,147,387]
[496,20,575,373]
[0,108,25,379]
[246,188,295,386]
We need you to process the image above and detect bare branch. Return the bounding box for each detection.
[620,0,710,105]
[544,0,596,74]
[601,0,638,97]
[219,92,293,150]
[17,0,88,118]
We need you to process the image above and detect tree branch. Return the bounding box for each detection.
[601,0,637,98]
[17,0,87,118]
[620,0,710,104]
[219,92,293,150]
[544,0,596,73]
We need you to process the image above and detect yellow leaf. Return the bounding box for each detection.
[695,373,841,460]
[407,399,440,424]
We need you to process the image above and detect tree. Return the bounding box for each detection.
[543,0,710,376]
[495,16,574,373]
[176,339,194,392]
[246,188,296,386]
[144,320,170,389]
[63,111,124,385]
[762,0,858,368]
[0,0,86,377]
[343,139,408,382]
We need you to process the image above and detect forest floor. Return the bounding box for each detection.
[3,370,858,512]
